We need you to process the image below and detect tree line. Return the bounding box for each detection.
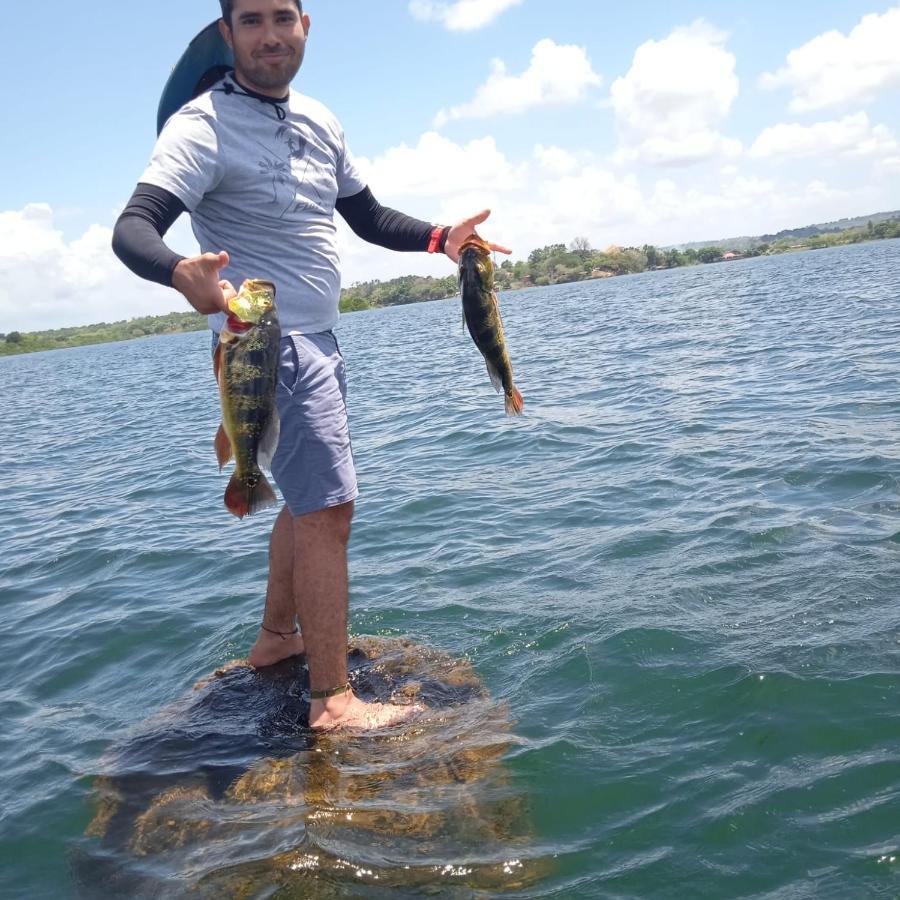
[3,218,899,355]
[491,217,900,290]
[339,218,900,308]
[339,274,457,312]
[0,311,206,356]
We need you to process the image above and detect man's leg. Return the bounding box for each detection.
[216,328,302,669]
[292,500,419,730]
[248,506,305,667]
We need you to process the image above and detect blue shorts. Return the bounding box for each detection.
[213,330,358,517]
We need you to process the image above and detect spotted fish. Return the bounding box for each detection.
[458,236,523,415]
[213,279,280,518]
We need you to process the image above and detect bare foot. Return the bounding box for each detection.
[309,689,423,731]
[248,627,305,668]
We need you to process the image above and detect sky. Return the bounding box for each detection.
[3,0,900,331]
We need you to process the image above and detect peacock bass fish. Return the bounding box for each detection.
[213,279,281,518]
[458,236,524,415]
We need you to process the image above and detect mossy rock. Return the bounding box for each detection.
[74,637,548,897]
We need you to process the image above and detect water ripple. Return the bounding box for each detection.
[2,240,900,897]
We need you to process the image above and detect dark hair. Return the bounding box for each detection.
[219,0,302,26]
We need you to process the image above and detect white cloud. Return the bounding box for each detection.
[354,131,526,197]
[649,174,776,221]
[0,204,196,332]
[337,162,644,287]
[338,133,525,286]
[760,6,900,111]
[434,39,602,126]
[535,167,645,235]
[804,179,844,203]
[11,122,900,331]
[344,122,900,270]
[610,20,741,166]
[342,130,782,277]
[346,135,643,266]
[879,155,900,176]
[533,144,580,176]
[643,174,881,246]
[408,0,522,31]
[750,112,899,160]
[618,131,741,167]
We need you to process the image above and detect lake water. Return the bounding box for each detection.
[1,239,899,898]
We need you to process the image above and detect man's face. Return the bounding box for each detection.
[219,0,309,96]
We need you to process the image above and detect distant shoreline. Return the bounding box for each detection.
[3,225,898,358]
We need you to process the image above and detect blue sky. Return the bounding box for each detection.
[4,0,900,330]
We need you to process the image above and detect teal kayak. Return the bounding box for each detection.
[157,20,234,135]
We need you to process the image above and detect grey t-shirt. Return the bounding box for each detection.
[141,76,366,335]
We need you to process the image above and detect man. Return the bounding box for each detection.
[112,0,509,730]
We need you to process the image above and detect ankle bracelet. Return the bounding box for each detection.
[310,682,351,700]
[261,624,300,640]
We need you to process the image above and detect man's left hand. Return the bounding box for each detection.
[444,209,512,263]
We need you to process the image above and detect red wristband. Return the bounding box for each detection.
[427,226,445,253]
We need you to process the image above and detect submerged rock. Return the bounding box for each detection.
[74,637,548,897]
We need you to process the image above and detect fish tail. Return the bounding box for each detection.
[505,387,524,416]
[224,470,278,519]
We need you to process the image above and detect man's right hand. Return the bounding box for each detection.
[171,251,236,315]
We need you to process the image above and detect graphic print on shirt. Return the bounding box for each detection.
[254,124,326,219]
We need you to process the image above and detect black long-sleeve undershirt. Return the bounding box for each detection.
[111,183,447,287]
[335,187,436,251]
[111,184,187,286]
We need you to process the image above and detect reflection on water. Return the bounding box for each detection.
[74,637,548,897]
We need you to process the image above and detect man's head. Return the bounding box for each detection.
[218,0,309,98]
[219,0,302,27]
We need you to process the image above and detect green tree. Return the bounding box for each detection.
[618,248,649,273]
[569,236,593,258]
[697,247,724,264]
[528,244,566,268]
[642,244,662,268]
[6,331,23,344]
[339,295,371,313]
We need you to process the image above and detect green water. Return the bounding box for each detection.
[1,240,899,898]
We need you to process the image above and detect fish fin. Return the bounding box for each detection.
[257,411,280,472]
[215,423,233,469]
[224,471,277,519]
[505,386,524,416]
[485,359,503,393]
[213,341,223,386]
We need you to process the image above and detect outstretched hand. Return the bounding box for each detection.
[171,251,236,315]
[443,209,511,263]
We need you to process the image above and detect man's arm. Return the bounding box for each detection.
[112,184,232,315]
[336,188,512,263]
[335,187,449,254]
[112,183,187,285]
